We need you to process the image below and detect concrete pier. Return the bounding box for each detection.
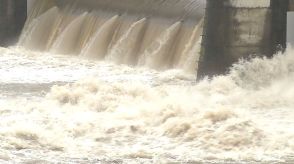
[0,0,26,46]
[197,0,289,79]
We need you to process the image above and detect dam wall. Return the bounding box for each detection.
[198,0,290,79]
[27,0,36,14]
[53,0,205,20]
[1,0,294,77]
[0,0,26,46]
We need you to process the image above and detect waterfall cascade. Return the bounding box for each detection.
[18,0,205,73]
[0,1,293,163]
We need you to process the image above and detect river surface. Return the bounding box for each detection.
[0,47,293,163]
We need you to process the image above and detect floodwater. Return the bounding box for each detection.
[0,47,293,163]
[0,0,293,163]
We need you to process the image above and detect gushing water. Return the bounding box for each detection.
[138,21,182,69]
[18,7,60,51]
[82,15,120,59]
[0,0,293,163]
[107,18,147,65]
[51,12,88,54]
[19,1,203,72]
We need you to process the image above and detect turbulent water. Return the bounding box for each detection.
[18,0,203,73]
[0,0,294,163]
[0,46,294,163]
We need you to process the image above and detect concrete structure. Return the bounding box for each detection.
[1,0,294,79]
[54,0,205,20]
[288,1,294,45]
[0,0,26,46]
[2,0,206,46]
[197,0,290,79]
[27,0,36,14]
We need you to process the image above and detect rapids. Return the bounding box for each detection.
[0,0,293,163]
[0,46,293,163]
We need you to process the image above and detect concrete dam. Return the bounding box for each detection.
[1,0,294,77]
[0,0,293,163]
[2,0,206,73]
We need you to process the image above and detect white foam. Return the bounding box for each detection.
[0,47,293,162]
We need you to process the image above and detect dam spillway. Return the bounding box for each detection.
[2,0,294,77]
[0,0,293,163]
[18,0,205,73]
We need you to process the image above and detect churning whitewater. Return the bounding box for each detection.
[0,0,293,163]
[0,46,294,163]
